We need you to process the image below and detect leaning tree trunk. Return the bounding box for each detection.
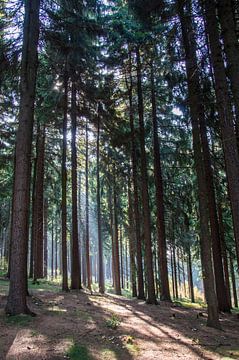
[178,0,220,328]
[6,0,41,315]
[97,110,105,294]
[70,81,81,290]
[136,47,156,305]
[204,0,239,273]
[61,70,69,292]
[150,58,171,301]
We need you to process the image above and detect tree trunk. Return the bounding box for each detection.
[229,255,238,308]
[170,246,175,299]
[218,0,239,124]
[204,0,239,272]
[126,51,145,299]
[6,0,40,315]
[127,176,137,297]
[85,119,91,291]
[55,221,58,279]
[29,153,37,279]
[70,81,81,290]
[187,247,195,303]
[51,218,54,280]
[181,249,186,298]
[97,110,104,294]
[136,47,156,304]
[61,70,69,292]
[178,0,220,328]
[150,58,171,301]
[120,226,124,289]
[43,198,48,278]
[112,171,121,295]
[218,204,232,308]
[172,242,178,299]
[33,122,45,282]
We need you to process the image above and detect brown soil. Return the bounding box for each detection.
[0,289,239,359]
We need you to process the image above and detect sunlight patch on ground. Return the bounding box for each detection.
[6,329,48,359]
[100,348,118,359]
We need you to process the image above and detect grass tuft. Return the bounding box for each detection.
[105,313,120,329]
[5,314,33,326]
[66,343,91,360]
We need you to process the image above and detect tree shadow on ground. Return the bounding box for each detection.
[1,288,239,359]
[105,294,239,359]
[0,290,134,359]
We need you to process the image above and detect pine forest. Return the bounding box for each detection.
[0,0,239,359]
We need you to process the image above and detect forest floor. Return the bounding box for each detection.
[0,277,239,360]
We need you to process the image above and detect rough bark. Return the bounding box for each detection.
[6,0,40,315]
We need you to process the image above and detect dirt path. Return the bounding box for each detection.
[0,289,239,359]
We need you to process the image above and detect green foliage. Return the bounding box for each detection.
[5,314,33,327]
[105,313,121,329]
[66,343,91,360]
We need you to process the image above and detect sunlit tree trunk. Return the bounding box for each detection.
[229,255,238,308]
